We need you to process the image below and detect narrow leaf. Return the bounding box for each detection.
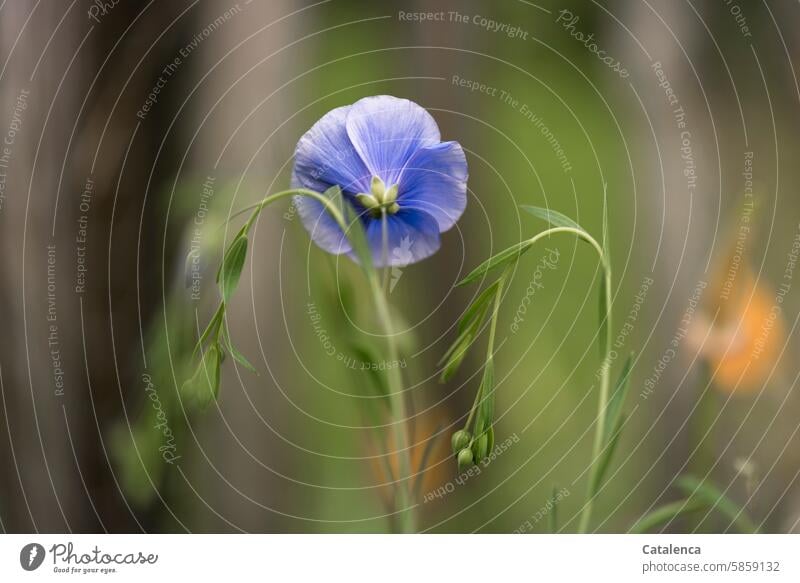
[603,352,633,443]
[193,303,225,358]
[520,205,585,231]
[182,343,223,408]
[227,340,257,374]
[439,327,479,382]
[590,412,627,495]
[477,359,495,432]
[458,240,531,287]
[438,305,488,382]
[218,235,248,304]
[631,498,706,533]
[676,475,759,533]
[458,280,501,334]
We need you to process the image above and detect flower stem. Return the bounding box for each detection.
[579,250,612,533]
[484,225,610,533]
[368,272,415,533]
[380,210,390,293]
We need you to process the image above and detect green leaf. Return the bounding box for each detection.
[438,305,488,382]
[476,358,495,434]
[676,475,759,533]
[458,280,501,334]
[471,433,489,461]
[520,205,585,231]
[590,412,627,495]
[193,303,225,358]
[217,235,248,304]
[631,498,706,533]
[440,283,500,366]
[457,240,531,287]
[227,339,257,374]
[439,326,480,382]
[604,353,633,443]
[459,206,597,288]
[182,343,223,408]
[588,354,634,494]
[522,203,610,358]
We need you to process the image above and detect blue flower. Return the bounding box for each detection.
[292,95,468,267]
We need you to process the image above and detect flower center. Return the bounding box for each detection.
[355,176,400,217]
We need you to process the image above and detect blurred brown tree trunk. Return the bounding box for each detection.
[0,1,195,532]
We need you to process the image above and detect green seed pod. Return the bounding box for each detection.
[472,433,489,461]
[451,429,472,454]
[457,447,474,470]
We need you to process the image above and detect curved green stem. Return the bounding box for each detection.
[461,225,611,532]
[514,226,611,533]
[242,188,348,236]
[197,187,417,531]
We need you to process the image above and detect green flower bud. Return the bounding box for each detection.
[457,447,474,470]
[451,429,472,454]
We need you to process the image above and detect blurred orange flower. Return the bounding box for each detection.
[689,267,784,394]
[367,408,451,509]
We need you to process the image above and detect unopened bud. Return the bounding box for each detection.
[457,447,474,470]
[451,429,472,454]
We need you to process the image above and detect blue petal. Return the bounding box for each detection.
[292,177,352,256]
[346,96,441,186]
[361,208,441,268]
[397,141,467,232]
[293,105,372,194]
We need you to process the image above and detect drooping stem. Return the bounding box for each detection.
[199,187,416,531]
[518,232,613,532]
[455,224,612,532]
[505,227,610,533]
[197,187,348,349]
[240,188,347,236]
[462,225,610,532]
